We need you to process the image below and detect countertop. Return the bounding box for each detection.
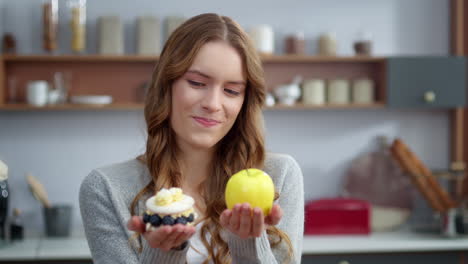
[1,228,468,260]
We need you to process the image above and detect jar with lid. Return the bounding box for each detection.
[318,32,337,56]
[42,0,59,53]
[353,31,373,56]
[285,31,305,55]
[68,0,86,53]
[328,79,350,104]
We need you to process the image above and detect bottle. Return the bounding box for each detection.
[42,0,59,53]
[68,0,86,53]
[10,208,23,241]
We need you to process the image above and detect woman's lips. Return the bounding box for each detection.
[193,116,220,127]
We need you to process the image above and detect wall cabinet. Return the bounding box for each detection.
[387,57,466,108]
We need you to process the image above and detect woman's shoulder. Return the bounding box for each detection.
[80,158,150,198]
[264,152,303,188]
[265,152,301,172]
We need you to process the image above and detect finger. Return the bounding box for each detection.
[265,204,283,226]
[161,225,184,251]
[220,210,232,227]
[127,216,145,233]
[252,207,264,237]
[172,225,195,249]
[229,204,242,231]
[238,203,252,239]
[144,225,171,248]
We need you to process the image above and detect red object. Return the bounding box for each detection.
[304,198,370,235]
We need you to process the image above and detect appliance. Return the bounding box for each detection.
[305,198,370,235]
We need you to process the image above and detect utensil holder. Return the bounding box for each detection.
[43,204,72,237]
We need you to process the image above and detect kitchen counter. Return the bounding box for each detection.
[1,228,468,261]
[303,227,468,255]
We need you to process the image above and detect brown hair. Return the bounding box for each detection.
[131,13,293,263]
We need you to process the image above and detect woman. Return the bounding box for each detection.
[79,13,304,264]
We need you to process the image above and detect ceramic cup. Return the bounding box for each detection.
[27,81,49,106]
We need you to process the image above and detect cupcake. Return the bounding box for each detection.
[143,187,196,231]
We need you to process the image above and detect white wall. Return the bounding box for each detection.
[0,0,452,235]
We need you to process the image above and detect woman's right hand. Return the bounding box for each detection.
[127,216,196,251]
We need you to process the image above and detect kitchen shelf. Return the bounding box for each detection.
[0,103,145,111]
[0,102,386,111]
[2,54,159,62]
[0,54,387,108]
[1,54,384,63]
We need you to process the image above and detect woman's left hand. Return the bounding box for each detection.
[220,203,283,239]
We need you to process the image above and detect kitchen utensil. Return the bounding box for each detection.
[0,161,9,240]
[390,138,456,212]
[273,76,302,105]
[371,205,410,231]
[27,81,49,106]
[305,198,370,235]
[70,95,113,105]
[25,173,51,208]
[44,204,72,237]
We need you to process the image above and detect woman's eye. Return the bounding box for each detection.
[225,89,240,96]
[187,80,205,87]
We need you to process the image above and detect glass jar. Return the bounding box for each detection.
[68,0,86,53]
[42,0,58,53]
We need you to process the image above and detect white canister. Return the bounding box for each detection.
[98,16,124,55]
[248,25,274,55]
[352,78,375,104]
[137,16,161,55]
[328,79,350,104]
[302,79,325,105]
[27,81,49,106]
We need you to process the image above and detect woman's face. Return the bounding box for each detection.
[170,41,246,151]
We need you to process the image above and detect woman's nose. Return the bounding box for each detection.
[201,86,222,112]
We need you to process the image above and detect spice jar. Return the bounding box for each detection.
[328,79,350,104]
[302,79,325,105]
[42,0,58,53]
[352,78,375,104]
[353,31,373,56]
[318,32,337,56]
[285,31,305,55]
[68,0,86,53]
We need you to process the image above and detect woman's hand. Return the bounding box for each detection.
[220,203,283,239]
[127,216,196,251]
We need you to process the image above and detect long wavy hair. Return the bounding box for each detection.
[130,13,292,263]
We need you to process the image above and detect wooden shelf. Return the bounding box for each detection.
[0,103,144,111]
[2,54,159,62]
[1,54,385,63]
[0,54,388,109]
[264,103,386,110]
[261,55,386,63]
[0,102,386,111]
